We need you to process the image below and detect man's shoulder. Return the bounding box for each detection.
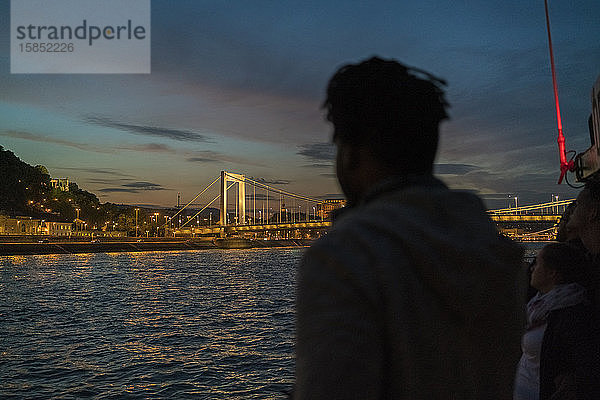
[332,185,491,232]
[301,215,389,275]
[303,224,364,260]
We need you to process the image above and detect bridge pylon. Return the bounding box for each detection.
[220,171,246,226]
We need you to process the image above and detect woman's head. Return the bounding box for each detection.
[530,242,591,293]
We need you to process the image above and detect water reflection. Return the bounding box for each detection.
[0,248,302,398]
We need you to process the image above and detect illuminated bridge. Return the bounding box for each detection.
[487,198,575,241]
[165,171,331,239]
[165,171,575,241]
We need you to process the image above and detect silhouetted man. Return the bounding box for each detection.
[295,57,524,399]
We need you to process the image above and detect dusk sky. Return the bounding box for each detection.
[1,1,599,209]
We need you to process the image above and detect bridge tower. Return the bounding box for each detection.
[220,171,246,226]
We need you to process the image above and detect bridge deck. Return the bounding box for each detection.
[182,221,332,235]
[489,215,560,222]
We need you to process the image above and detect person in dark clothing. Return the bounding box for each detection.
[523,203,583,302]
[514,242,597,400]
[295,56,524,399]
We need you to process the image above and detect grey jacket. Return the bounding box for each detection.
[295,176,524,399]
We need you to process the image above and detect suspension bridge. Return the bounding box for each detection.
[487,198,575,241]
[163,171,333,239]
[164,170,575,241]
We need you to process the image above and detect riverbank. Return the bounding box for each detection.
[0,238,314,256]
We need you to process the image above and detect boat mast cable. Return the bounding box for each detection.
[544,0,574,184]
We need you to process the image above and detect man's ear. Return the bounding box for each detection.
[338,141,361,173]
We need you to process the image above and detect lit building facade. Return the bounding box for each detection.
[0,215,41,234]
[0,215,73,236]
[318,199,347,220]
[40,221,73,236]
[50,178,70,191]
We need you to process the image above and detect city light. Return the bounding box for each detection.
[135,208,140,238]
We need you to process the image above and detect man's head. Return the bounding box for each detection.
[323,56,449,204]
[567,179,600,254]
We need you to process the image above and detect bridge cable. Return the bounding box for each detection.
[226,172,324,204]
[179,181,237,228]
[161,175,220,228]
[488,198,576,214]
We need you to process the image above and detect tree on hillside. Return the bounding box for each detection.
[0,146,50,215]
[0,146,151,232]
[35,165,49,176]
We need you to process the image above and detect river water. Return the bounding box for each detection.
[0,243,547,399]
[0,248,302,399]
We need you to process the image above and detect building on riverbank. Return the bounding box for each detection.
[317,199,346,220]
[0,215,73,237]
[40,220,73,237]
[0,215,41,235]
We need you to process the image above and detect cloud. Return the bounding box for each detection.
[438,166,580,210]
[1,130,109,153]
[116,143,175,153]
[98,188,141,193]
[434,163,481,175]
[115,143,260,167]
[186,156,220,163]
[85,178,132,185]
[185,150,225,163]
[55,167,133,177]
[118,143,255,166]
[99,181,169,193]
[85,116,214,143]
[297,143,335,162]
[122,182,166,190]
[186,150,264,166]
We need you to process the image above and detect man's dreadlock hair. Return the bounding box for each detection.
[323,56,449,174]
